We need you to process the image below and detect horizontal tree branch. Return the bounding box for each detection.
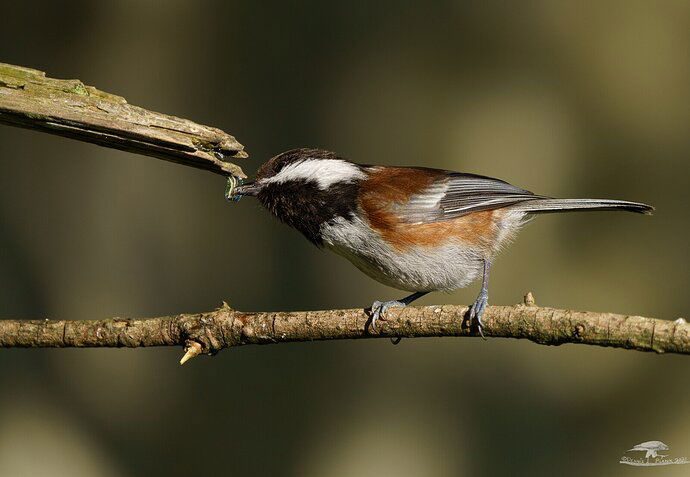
[0,63,247,178]
[1,296,687,364]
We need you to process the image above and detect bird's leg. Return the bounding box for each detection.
[369,291,428,332]
[469,258,491,339]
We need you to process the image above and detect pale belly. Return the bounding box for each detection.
[319,216,485,292]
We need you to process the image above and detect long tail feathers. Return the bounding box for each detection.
[513,198,654,215]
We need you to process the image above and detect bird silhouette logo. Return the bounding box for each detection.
[627,441,669,460]
[620,441,689,466]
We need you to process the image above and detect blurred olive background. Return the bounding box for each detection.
[1,1,689,476]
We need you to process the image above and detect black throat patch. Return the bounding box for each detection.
[258,179,360,246]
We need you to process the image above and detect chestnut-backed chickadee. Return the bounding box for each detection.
[234,148,653,336]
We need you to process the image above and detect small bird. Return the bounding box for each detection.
[234,148,653,336]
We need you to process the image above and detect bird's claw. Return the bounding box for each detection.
[469,289,488,339]
[369,299,405,332]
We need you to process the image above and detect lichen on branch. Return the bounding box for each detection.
[0,62,247,177]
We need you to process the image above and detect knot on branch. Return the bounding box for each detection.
[178,303,235,364]
[572,323,586,340]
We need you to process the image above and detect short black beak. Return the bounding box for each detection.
[225,177,262,202]
[233,181,261,197]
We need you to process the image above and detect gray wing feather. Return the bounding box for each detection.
[398,172,546,224]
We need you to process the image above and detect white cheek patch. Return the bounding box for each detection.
[263,159,366,189]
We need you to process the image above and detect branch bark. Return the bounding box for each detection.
[0,63,247,178]
[1,297,687,364]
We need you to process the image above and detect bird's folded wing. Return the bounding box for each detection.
[396,171,546,224]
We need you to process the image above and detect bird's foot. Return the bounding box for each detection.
[469,289,488,339]
[369,299,406,332]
